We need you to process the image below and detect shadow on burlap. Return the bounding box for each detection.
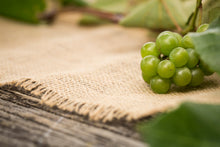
[0,14,220,122]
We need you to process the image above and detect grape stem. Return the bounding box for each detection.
[181,0,202,35]
[160,0,182,32]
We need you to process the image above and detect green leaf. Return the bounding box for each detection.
[79,14,109,26]
[78,0,128,26]
[138,103,220,147]
[0,0,46,23]
[78,0,145,26]
[202,0,220,23]
[189,17,220,74]
[180,0,196,18]
[90,0,146,13]
[91,0,129,13]
[60,0,88,7]
[120,0,195,30]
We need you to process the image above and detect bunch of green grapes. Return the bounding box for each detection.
[140,24,214,94]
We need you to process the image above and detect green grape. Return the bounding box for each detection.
[197,24,209,33]
[199,60,214,76]
[186,49,199,68]
[172,67,192,86]
[182,34,195,49]
[162,31,182,47]
[173,32,183,47]
[156,31,179,56]
[169,47,189,67]
[150,76,171,94]
[141,55,160,77]
[141,42,160,58]
[189,68,204,86]
[142,72,152,84]
[157,60,175,78]
[161,31,173,34]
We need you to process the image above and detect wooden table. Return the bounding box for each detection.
[0,89,148,147]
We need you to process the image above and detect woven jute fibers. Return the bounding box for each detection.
[1,14,220,122]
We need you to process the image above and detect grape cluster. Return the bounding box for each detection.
[140,24,214,94]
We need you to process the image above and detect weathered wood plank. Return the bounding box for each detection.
[0,89,147,147]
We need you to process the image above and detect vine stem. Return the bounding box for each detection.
[181,0,202,35]
[160,0,182,32]
[39,6,123,23]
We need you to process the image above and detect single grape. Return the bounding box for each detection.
[156,31,179,56]
[161,31,173,35]
[142,72,152,84]
[150,76,171,94]
[169,47,189,67]
[162,31,182,47]
[189,68,204,86]
[199,60,214,76]
[172,67,192,86]
[157,60,175,78]
[141,55,160,77]
[197,24,209,33]
[173,32,183,47]
[186,49,199,68]
[182,34,195,49]
[141,42,160,58]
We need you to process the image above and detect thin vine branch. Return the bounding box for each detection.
[160,0,182,32]
[39,6,123,23]
[181,0,202,35]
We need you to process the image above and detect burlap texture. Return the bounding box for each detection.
[1,14,220,122]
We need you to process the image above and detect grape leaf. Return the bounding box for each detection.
[181,0,197,18]
[202,0,220,23]
[78,0,128,26]
[91,0,146,13]
[189,17,220,74]
[0,0,46,23]
[120,0,195,30]
[138,103,220,147]
[79,0,145,26]
[91,0,129,13]
[79,15,109,26]
[61,0,87,7]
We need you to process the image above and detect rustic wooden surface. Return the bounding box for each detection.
[0,89,148,147]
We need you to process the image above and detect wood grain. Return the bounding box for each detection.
[0,89,148,147]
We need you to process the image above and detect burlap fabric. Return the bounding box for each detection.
[1,14,220,122]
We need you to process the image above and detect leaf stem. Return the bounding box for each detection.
[181,0,202,35]
[160,0,182,32]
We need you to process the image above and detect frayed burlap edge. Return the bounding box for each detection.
[2,78,218,122]
[0,78,136,122]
